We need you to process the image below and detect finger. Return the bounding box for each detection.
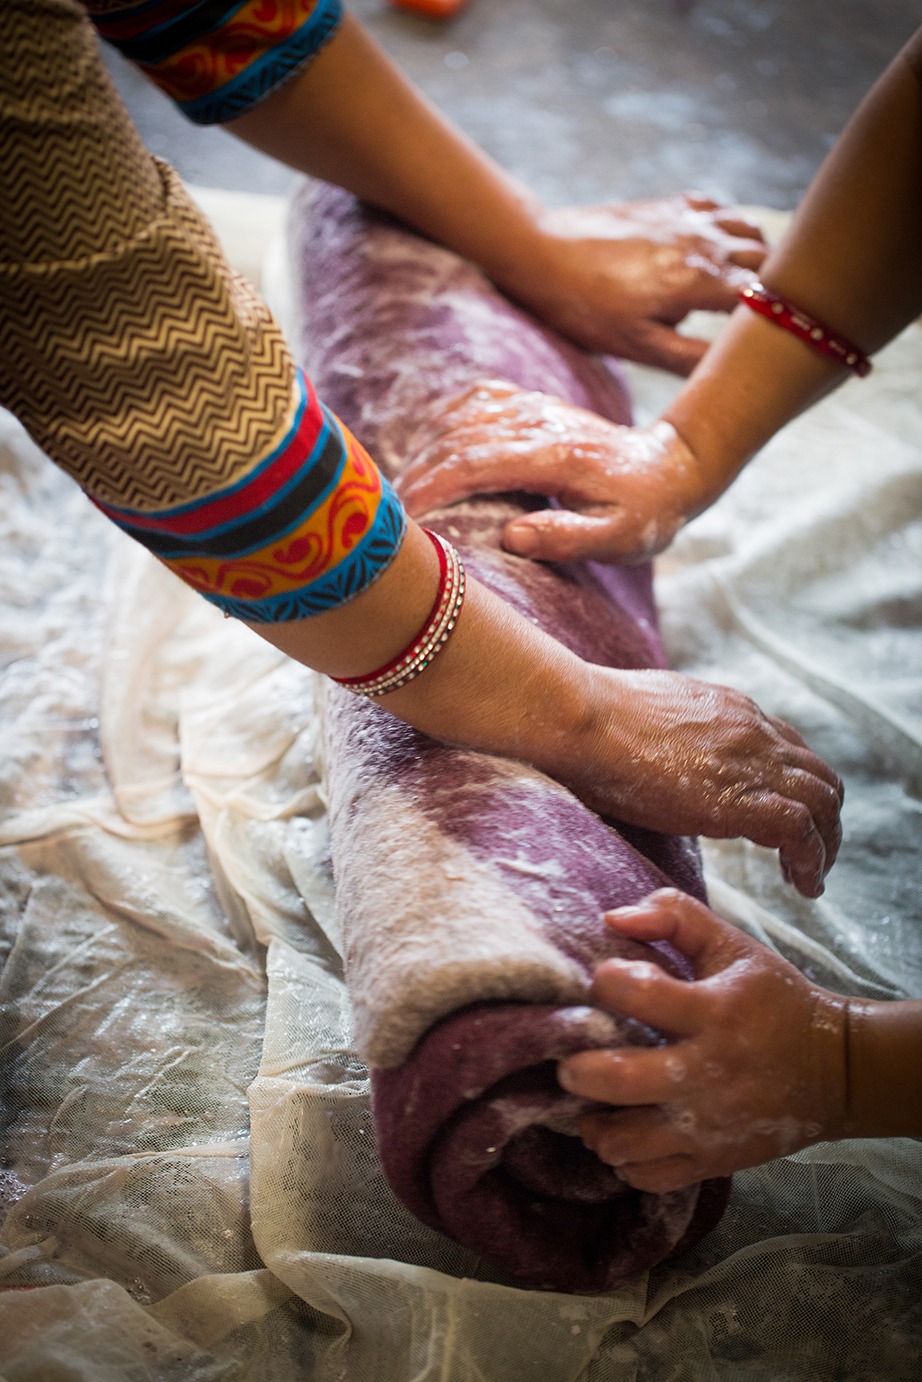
[627,321,709,376]
[695,226,766,261]
[589,955,705,1036]
[779,838,827,899]
[768,720,845,801]
[734,794,828,897]
[559,1041,694,1106]
[601,888,751,978]
[738,756,842,880]
[712,214,766,242]
[727,245,768,271]
[681,191,726,212]
[578,1105,693,1167]
[397,448,561,517]
[676,269,752,314]
[766,714,810,750]
[502,510,660,565]
[766,747,843,832]
[410,380,524,445]
[618,1155,708,1193]
[781,768,843,871]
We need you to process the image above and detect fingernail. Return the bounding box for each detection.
[605,904,647,924]
[504,525,538,556]
[557,1062,577,1093]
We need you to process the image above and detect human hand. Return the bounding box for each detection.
[557,890,849,1191]
[397,381,704,564]
[574,668,843,899]
[501,193,766,374]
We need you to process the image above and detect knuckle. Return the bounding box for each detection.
[706,987,737,1029]
[635,959,668,986]
[592,1131,629,1168]
[625,1162,686,1194]
[812,790,841,830]
[651,886,686,908]
[778,800,813,836]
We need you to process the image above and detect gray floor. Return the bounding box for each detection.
[102,0,921,209]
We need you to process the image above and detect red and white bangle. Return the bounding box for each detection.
[332,528,466,698]
[738,281,871,378]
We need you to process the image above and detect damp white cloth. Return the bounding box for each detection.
[1,205,921,1378]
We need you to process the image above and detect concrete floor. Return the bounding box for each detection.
[102,0,921,209]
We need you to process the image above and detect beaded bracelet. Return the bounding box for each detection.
[738,281,871,378]
[332,528,466,697]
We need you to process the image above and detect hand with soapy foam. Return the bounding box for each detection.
[397,381,707,565]
[572,669,843,900]
[558,889,922,1190]
[506,193,766,374]
[558,889,850,1191]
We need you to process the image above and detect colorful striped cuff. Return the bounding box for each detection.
[90,0,343,126]
[92,369,407,622]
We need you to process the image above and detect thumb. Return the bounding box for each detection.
[503,509,653,564]
[602,889,751,980]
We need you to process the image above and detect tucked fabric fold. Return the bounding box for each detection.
[372,1003,730,1293]
[292,183,730,1291]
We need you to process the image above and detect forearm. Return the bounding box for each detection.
[248,518,600,783]
[226,13,549,296]
[224,11,775,370]
[846,998,922,1138]
[251,506,843,899]
[663,29,922,506]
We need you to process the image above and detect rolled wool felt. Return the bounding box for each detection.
[289,183,730,1292]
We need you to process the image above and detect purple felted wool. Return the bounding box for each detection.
[290,184,730,1293]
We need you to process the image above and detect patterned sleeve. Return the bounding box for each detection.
[2,0,405,625]
[91,359,407,623]
[86,0,343,125]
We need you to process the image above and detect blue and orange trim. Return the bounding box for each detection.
[93,369,406,622]
[88,0,343,126]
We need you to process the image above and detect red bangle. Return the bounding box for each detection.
[332,528,466,698]
[738,281,871,377]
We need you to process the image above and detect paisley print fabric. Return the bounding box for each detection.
[87,0,343,125]
[93,371,406,621]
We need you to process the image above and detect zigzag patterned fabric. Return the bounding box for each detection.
[86,0,343,126]
[0,0,405,623]
[92,369,406,620]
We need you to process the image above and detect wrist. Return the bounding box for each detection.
[477,217,565,307]
[845,999,922,1138]
[520,656,610,787]
[661,398,753,517]
[661,307,845,505]
[486,220,589,324]
[545,665,640,815]
[807,987,850,1142]
[643,421,717,528]
[382,575,600,772]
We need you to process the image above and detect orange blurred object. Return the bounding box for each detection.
[389,0,472,17]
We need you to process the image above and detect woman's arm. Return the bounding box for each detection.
[395,27,922,562]
[557,890,922,1192]
[252,515,842,900]
[663,25,922,508]
[8,2,835,896]
[226,12,766,375]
